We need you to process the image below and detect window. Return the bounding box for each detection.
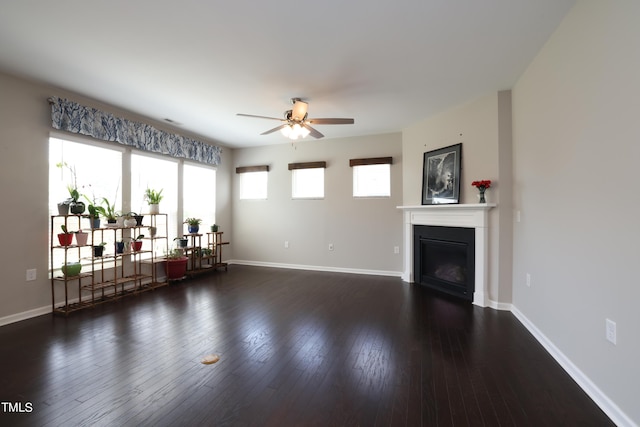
[49,137,122,216]
[184,163,216,230]
[49,137,122,271]
[237,166,268,200]
[131,153,178,239]
[49,135,217,273]
[289,162,326,199]
[350,157,392,198]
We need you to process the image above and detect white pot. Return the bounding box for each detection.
[123,218,137,227]
[149,203,159,214]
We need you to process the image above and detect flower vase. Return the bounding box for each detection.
[478,188,487,203]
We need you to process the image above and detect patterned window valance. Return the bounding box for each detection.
[49,97,221,166]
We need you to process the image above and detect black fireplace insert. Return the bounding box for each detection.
[413,225,475,301]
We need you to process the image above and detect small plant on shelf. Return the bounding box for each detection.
[93,242,107,257]
[130,234,145,252]
[144,188,163,214]
[57,225,73,246]
[174,236,188,248]
[184,218,202,234]
[96,197,118,224]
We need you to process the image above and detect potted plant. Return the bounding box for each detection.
[210,224,219,232]
[201,248,213,257]
[165,249,188,280]
[122,212,138,228]
[174,236,188,248]
[61,261,82,277]
[130,234,145,252]
[74,229,89,246]
[98,197,118,226]
[184,217,202,234]
[147,226,157,238]
[57,225,73,246]
[83,192,102,229]
[115,239,126,254]
[133,213,144,226]
[144,188,163,214]
[56,162,85,214]
[93,242,106,257]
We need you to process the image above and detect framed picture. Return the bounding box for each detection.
[421,143,462,205]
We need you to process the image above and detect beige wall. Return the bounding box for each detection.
[402,92,513,304]
[231,133,403,274]
[513,0,640,424]
[0,72,233,322]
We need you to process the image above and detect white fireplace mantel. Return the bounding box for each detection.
[397,204,496,307]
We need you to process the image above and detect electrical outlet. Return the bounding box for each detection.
[393,246,400,254]
[26,269,37,281]
[284,241,289,249]
[606,319,617,345]
[328,243,334,251]
[526,273,531,287]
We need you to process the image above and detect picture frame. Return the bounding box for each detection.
[421,143,462,205]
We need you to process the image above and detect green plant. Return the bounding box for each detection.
[60,225,71,234]
[56,162,80,202]
[131,234,145,242]
[95,242,107,247]
[166,248,185,259]
[184,217,202,226]
[144,188,163,205]
[201,248,213,257]
[98,197,118,220]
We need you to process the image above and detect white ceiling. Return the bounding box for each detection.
[0,0,574,148]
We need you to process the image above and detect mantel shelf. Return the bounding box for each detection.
[397,203,496,211]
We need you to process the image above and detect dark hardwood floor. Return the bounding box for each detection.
[0,265,613,426]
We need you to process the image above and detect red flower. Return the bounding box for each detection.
[471,180,492,189]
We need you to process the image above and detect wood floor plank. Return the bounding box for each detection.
[0,265,615,426]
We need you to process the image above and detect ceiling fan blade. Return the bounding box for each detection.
[237,113,284,121]
[307,118,355,125]
[291,99,308,121]
[261,124,289,135]
[302,123,324,139]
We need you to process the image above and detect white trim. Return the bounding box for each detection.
[511,305,637,427]
[0,305,51,327]
[228,260,402,278]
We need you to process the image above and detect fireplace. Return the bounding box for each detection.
[414,225,475,301]
[398,204,495,307]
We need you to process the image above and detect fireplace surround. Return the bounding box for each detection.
[398,204,495,307]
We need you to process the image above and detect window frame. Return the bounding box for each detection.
[237,165,269,200]
[288,161,326,200]
[350,157,392,198]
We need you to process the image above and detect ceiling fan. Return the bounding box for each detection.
[237,98,354,140]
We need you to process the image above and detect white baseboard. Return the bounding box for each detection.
[228,259,402,278]
[0,305,51,327]
[511,305,636,427]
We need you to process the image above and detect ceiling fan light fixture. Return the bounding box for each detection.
[280,125,292,137]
